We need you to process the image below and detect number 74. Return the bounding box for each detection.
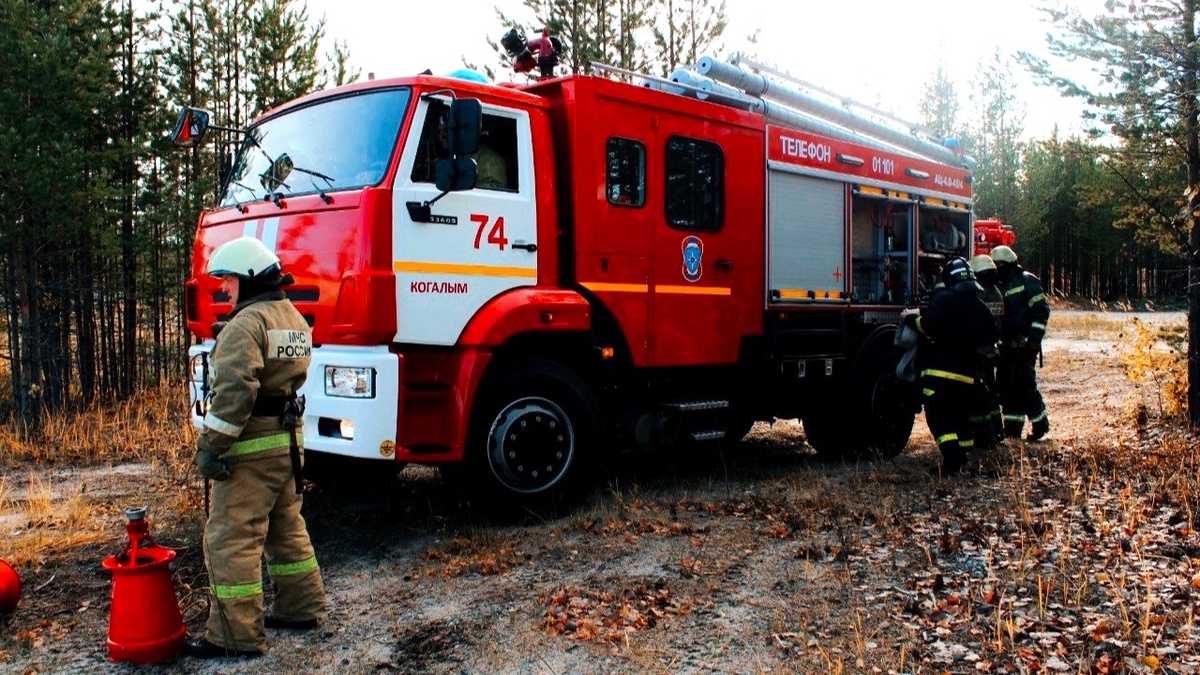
[471,214,508,250]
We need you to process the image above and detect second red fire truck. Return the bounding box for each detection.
[174,50,977,507]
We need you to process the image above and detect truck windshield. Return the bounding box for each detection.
[220,88,410,207]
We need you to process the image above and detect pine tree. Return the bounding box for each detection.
[918,62,964,144]
[0,0,123,424]
[1020,0,1200,425]
[968,50,1026,231]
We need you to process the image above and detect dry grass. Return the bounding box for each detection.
[1050,309,1130,338]
[1,310,1196,673]
[0,384,197,567]
[0,471,116,567]
[0,384,195,468]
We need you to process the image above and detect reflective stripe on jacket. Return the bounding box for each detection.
[200,292,311,457]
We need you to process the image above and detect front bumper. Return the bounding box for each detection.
[189,342,401,461]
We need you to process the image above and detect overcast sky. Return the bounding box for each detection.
[302,0,1099,140]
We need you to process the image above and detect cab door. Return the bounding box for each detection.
[648,132,763,366]
[392,98,536,345]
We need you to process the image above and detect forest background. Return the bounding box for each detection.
[0,0,1194,430]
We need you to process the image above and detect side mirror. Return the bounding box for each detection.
[435,157,478,192]
[170,107,212,148]
[260,153,294,192]
[447,98,481,156]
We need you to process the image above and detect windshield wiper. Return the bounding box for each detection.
[257,152,337,207]
[303,171,335,204]
[226,180,258,213]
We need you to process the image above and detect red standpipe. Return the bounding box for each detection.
[0,558,20,614]
[102,506,186,664]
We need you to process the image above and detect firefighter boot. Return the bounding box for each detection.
[1003,419,1023,439]
[264,613,318,630]
[1027,417,1050,442]
[183,638,261,659]
[972,422,995,450]
[938,444,968,476]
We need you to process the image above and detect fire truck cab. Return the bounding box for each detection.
[176,58,975,507]
[972,218,1016,256]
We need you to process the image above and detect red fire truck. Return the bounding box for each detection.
[972,218,1016,256]
[173,53,976,506]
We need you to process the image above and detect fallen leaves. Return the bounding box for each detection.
[540,581,690,643]
[13,618,70,649]
[421,539,528,578]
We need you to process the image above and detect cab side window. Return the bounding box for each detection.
[665,136,723,231]
[410,104,445,185]
[409,103,518,192]
[606,137,645,207]
[478,115,518,191]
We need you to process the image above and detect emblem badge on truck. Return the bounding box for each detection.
[681,236,703,282]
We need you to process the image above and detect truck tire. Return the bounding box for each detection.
[466,358,601,510]
[847,336,918,459]
[801,335,917,460]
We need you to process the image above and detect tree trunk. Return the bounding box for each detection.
[1185,0,1200,428]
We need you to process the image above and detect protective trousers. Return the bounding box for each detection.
[996,349,1047,436]
[969,358,1004,448]
[921,371,975,471]
[203,452,327,652]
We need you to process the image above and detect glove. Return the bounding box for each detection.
[195,448,231,481]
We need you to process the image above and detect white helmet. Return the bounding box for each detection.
[968,254,996,274]
[990,245,1018,265]
[207,236,281,278]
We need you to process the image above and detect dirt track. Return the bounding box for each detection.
[0,309,1191,674]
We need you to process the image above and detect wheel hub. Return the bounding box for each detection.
[486,397,574,493]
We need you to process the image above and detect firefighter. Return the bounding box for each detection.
[185,236,328,659]
[905,257,998,474]
[991,245,1051,441]
[968,254,1005,448]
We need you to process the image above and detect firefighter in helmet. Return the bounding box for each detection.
[186,236,328,659]
[990,245,1051,440]
[904,257,999,474]
[968,254,1005,448]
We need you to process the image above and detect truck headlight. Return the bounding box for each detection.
[324,366,375,398]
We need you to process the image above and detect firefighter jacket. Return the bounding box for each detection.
[199,290,312,460]
[977,284,1004,359]
[997,266,1049,349]
[914,284,999,381]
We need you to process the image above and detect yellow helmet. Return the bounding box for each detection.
[990,245,1018,264]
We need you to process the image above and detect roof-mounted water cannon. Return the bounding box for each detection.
[501,27,563,80]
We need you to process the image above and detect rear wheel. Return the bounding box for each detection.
[466,359,601,511]
[847,335,918,458]
[801,333,917,460]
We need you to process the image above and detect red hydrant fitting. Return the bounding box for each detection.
[102,506,186,664]
[0,558,20,615]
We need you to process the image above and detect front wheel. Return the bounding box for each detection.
[466,359,601,510]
